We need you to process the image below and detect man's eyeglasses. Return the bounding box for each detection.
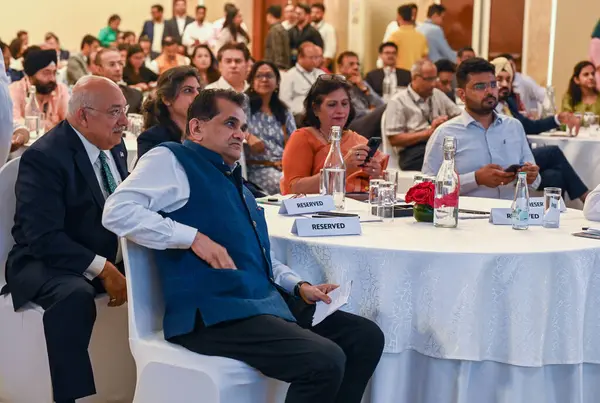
[471,82,498,91]
[255,73,276,81]
[415,74,438,83]
[84,105,130,119]
[317,74,346,82]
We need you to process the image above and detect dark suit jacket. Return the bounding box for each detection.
[137,124,182,159]
[121,85,143,114]
[506,95,558,135]
[5,121,128,309]
[164,16,194,45]
[141,20,168,45]
[365,68,412,97]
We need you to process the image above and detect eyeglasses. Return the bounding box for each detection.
[255,73,276,81]
[84,105,130,119]
[317,74,346,82]
[471,82,498,91]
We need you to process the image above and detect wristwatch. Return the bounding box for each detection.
[294,281,311,297]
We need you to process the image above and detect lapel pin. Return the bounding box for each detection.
[120,151,125,158]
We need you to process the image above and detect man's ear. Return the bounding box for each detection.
[456,88,466,103]
[187,118,205,141]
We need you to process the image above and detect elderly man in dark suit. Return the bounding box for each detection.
[365,42,411,98]
[2,76,128,403]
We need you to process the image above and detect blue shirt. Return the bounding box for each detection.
[422,110,541,200]
[416,20,456,62]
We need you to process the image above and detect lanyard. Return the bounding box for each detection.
[407,89,433,125]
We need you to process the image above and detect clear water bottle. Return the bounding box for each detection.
[321,126,346,210]
[511,171,530,230]
[24,85,42,139]
[540,86,556,118]
[434,136,459,228]
[382,71,393,101]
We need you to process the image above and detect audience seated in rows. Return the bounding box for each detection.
[154,36,189,75]
[423,58,540,199]
[3,76,129,403]
[264,5,291,71]
[337,51,384,119]
[102,88,384,403]
[280,42,325,122]
[281,75,387,195]
[66,35,100,86]
[244,61,296,195]
[10,47,69,131]
[388,4,428,71]
[189,44,220,87]
[94,48,143,113]
[384,59,461,171]
[365,42,411,98]
[561,61,600,115]
[205,42,249,92]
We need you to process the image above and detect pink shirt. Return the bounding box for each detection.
[9,77,69,131]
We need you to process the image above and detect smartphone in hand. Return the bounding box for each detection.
[359,137,382,167]
[504,164,523,173]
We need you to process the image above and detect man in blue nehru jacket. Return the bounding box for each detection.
[103,89,384,403]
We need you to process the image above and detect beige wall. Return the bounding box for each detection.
[552,0,600,104]
[523,0,551,86]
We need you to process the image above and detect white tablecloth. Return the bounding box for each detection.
[266,197,600,367]
[528,130,600,190]
[266,197,600,402]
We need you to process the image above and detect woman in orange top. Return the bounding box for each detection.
[281,75,388,195]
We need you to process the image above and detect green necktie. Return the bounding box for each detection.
[98,151,117,196]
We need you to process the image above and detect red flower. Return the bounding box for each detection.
[405,182,435,207]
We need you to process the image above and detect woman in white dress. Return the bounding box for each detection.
[214,7,250,53]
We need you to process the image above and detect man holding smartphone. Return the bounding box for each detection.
[422,58,540,199]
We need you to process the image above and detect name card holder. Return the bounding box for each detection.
[291,216,362,237]
[279,195,335,216]
[489,208,544,225]
[529,197,566,213]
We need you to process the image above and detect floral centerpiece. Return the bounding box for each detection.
[405,182,435,223]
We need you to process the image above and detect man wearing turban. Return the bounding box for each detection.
[9,46,69,132]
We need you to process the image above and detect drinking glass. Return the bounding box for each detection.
[543,187,561,228]
[24,116,41,139]
[413,173,424,185]
[568,113,582,136]
[382,169,399,202]
[589,114,600,137]
[127,113,144,137]
[377,183,395,222]
[369,179,385,216]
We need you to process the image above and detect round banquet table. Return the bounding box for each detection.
[17,132,139,170]
[265,196,600,403]
[528,129,600,191]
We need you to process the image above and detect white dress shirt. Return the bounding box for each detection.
[0,49,13,167]
[312,21,337,59]
[513,72,546,111]
[102,146,303,293]
[280,64,325,115]
[152,22,165,54]
[176,16,188,36]
[212,17,249,40]
[182,21,214,54]
[584,184,600,221]
[73,125,123,279]
[281,20,295,31]
[204,76,249,92]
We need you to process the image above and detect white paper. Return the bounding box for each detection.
[312,281,352,327]
[279,195,335,215]
[291,216,362,237]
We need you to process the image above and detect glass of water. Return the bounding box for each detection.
[589,114,600,137]
[377,183,395,222]
[413,173,424,185]
[24,116,41,139]
[382,169,399,202]
[369,179,384,216]
[127,113,144,137]
[568,113,582,136]
[543,187,561,228]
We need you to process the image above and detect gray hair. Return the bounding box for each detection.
[67,75,117,117]
[411,59,436,76]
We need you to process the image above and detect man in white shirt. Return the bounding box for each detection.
[280,42,325,121]
[0,48,14,167]
[140,4,167,54]
[310,3,336,68]
[282,4,297,30]
[4,76,128,403]
[101,88,384,403]
[205,42,249,92]
[182,5,213,55]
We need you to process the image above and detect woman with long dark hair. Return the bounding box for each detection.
[214,7,250,52]
[244,61,296,195]
[137,66,201,158]
[123,45,158,92]
[281,75,388,195]
[190,44,220,86]
[562,61,600,115]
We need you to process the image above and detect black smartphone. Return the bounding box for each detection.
[359,137,382,167]
[504,164,523,173]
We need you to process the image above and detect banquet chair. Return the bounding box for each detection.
[120,238,289,403]
[0,158,136,403]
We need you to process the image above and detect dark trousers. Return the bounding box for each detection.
[399,142,427,172]
[170,298,385,403]
[32,274,109,402]
[534,145,588,200]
